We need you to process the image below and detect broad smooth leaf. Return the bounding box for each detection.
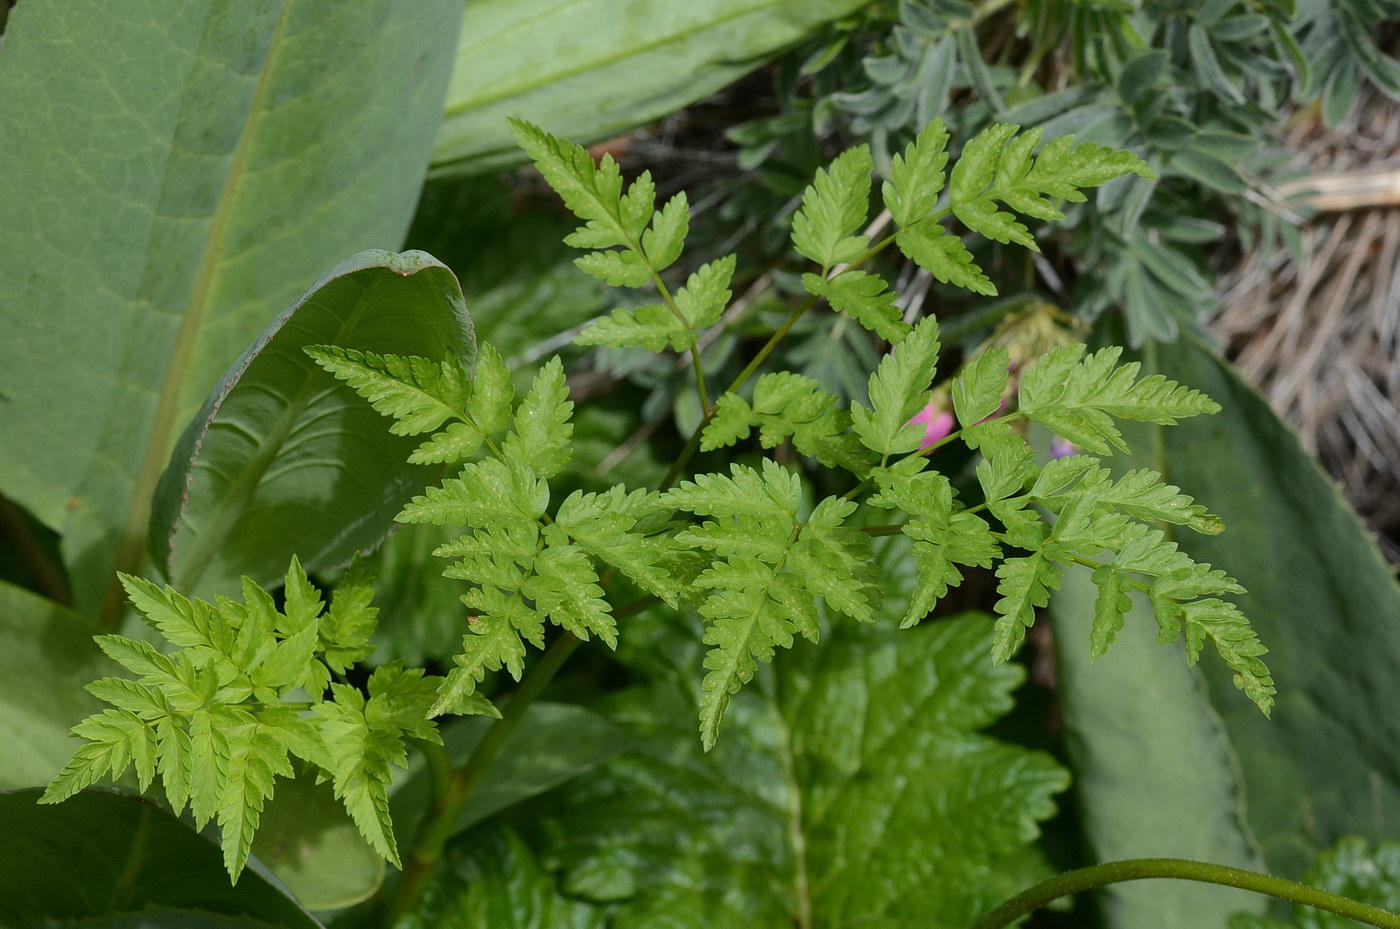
[1051,570,1265,929]
[0,0,463,617]
[431,0,874,174]
[148,250,476,598]
[533,614,1068,928]
[0,788,320,928]
[251,771,385,912]
[391,703,626,840]
[1123,336,1400,878]
[0,580,112,788]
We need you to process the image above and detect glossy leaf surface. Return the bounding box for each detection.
[0,789,320,928]
[0,581,111,788]
[0,0,463,615]
[148,250,476,598]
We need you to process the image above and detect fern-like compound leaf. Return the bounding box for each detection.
[554,486,677,607]
[895,222,997,295]
[432,602,537,717]
[1174,599,1275,714]
[661,457,802,521]
[304,345,469,437]
[316,664,442,868]
[1089,564,1134,658]
[575,304,689,353]
[883,118,950,228]
[408,343,514,465]
[574,249,651,287]
[674,254,735,331]
[801,270,910,343]
[791,144,873,271]
[852,316,941,458]
[641,192,689,272]
[522,545,616,646]
[510,119,647,251]
[992,553,1064,661]
[502,357,573,480]
[399,458,549,527]
[949,125,1153,251]
[952,346,1010,427]
[870,464,1001,627]
[1019,344,1221,454]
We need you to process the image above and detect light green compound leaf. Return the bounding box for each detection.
[510,120,649,250]
[869,465,1000,628]
[953,346,1011,427]
[150,251,476,601]
[1018,343,1220,454]
[949,124,1152,251]
[555,487,677,608]
[575,304,690,353]
[791,145,874,271]
[1106,334,1400,880]
[302,346,470,437]
[642,193,690,272]
[992,553,1064,661]
[0,582,116,789]
[896,222,998,295]
[0,0,464,617]
[502,357,574,480]
[1089,564,1134,658]
[533,615,1068,929]
[0,789,321,928]
[573,250,652,287]
[434,0,874,175]
[801,270,910,343]
[1051,569,1267,929]
[884,118,951,228]
[432,611,535,717]
[852,316,942,457]
[674,254,737,330]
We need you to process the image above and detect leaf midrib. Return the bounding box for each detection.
[103,1,293,625]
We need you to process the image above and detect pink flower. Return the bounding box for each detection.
[909,403,955,451]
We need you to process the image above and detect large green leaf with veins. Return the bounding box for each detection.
[0,789,320,928]
[530,613,1069,928]
[1051,570,1265,929]
[1118,336,1400,879]
[431,0,874,175]
[0,0,462,618]
[0,581,112,789]
[148,250,475,598]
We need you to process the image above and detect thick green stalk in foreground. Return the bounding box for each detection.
[970,858,1400,929]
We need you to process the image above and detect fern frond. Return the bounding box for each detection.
[304,345,470,436]
[1018,344,1221,454]
[791,145,874,272]
[852,316,942,457]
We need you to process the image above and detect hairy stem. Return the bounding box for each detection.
[970,858,1400,929]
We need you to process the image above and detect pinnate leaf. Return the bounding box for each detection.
[304,346,469,437]
[791,144,873,270]
[510,119,647,250]
[884,118,951,227]
[952,346,1010,427]
[852,316,942,457]
[1089,564,1134,658]
[896,222,997,295]
[1019,344,1221,454]
[502,357,574,479]
[802,270,910,343]
[993,553,1064,661]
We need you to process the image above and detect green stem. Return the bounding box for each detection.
[970,858,1400,929]
[386,631,582,925]
[384,594,657,925]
